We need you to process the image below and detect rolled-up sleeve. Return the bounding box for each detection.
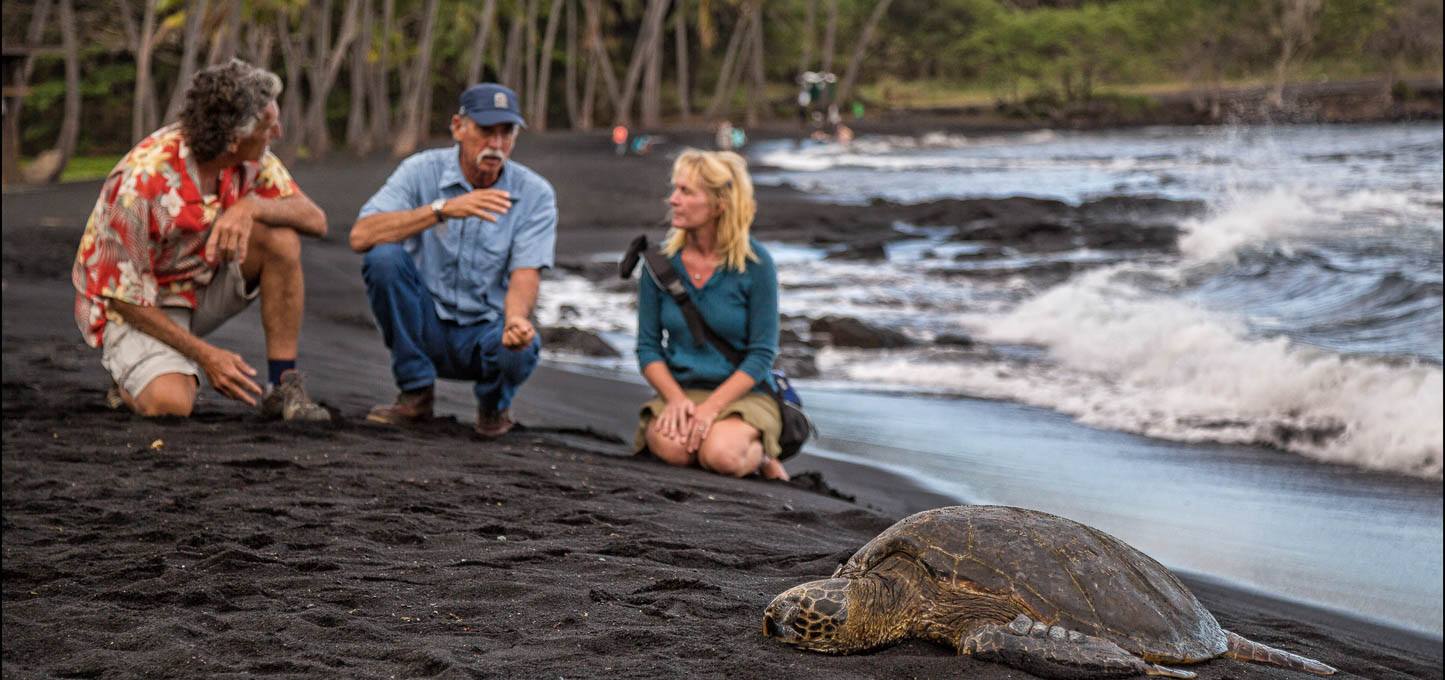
[509,184,556,271]
[635,266,667,371]
[737,250,779,382]
[359,155,427,219]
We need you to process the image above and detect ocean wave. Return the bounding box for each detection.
[934,266,1444,478]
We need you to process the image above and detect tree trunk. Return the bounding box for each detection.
[392,0,440,157]
[34,0,81,183]
[744,0,764,127]
[533,0,565,130]
[579,54,599,129]
[564,0,579,127]
[305,0,361,158]
[206,1,240,65]
[835,0,893,106]
[1269,0,1322,109]
[502,12,524,89]
[2,0,54,183]
[275,10,309,156]
[798,0,815,73]
[465,0,499,85]
[704,6,751,120]
[346,0,373,153]
[368,0,393,146]
[131,0,158,142]
[524,0,540,110]
[581,0,621,120]
[641,15,663,126]
[820,0,836,75]
[613,0,671,126]
[164,0,212,124]
[673,0,690,120]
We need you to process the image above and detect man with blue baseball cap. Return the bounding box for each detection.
[349,83,557,437]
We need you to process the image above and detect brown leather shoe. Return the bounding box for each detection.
[366,386,434,425]
[474,407,515,438]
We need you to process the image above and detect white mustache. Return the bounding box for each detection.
[476,149,506,163]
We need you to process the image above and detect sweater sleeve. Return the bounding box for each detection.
[635,263,667,371]
[737,246,779,383]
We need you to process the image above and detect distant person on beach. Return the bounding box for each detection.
[633,150,789,481]
[71,59,331,420]
[349,83,556,438]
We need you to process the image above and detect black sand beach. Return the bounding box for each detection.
[4,131,1441,679]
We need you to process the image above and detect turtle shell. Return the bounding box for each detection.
[835,505,1228,662]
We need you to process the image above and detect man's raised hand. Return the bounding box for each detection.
[442,189,512,223]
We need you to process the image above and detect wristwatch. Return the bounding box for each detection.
[430,197,446,223]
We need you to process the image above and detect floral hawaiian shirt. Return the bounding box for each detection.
[71,124,297,347]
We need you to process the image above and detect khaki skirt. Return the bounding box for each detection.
[634,388,783,458]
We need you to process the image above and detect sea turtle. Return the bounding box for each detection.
[763,505,1336,679]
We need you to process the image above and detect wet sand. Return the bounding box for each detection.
[3,131,1440,678]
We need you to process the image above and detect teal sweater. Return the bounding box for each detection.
[635,239,779,391]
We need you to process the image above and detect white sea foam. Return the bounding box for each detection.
[833,266,1444,478]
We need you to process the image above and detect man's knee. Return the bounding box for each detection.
[497,340,540,383]
[362,243,410,283]
[252,222,302,264]
[132,374,198,417]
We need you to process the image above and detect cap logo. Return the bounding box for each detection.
[494,92,508,108]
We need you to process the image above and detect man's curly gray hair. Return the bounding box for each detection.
[179,59,283,163]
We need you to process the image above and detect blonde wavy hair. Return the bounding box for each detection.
[662,149,758,272]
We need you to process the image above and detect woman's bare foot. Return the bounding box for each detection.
[759,456,790,481]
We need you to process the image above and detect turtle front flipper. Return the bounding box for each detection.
[960,615,1196,680]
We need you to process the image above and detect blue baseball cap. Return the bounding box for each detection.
[459,83,526,128]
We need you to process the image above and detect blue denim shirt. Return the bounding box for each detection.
[358,147,557,325]
[635,238,779,391]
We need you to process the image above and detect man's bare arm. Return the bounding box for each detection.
[501,267,541,350]
[349,204,439,253]
[349,189,514,253]
[250,188,328,237]
[111,301,263,405]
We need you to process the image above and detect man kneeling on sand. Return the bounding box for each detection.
[350,83,557,437]
[72,59,330,420]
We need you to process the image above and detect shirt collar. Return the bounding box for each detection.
[441,145,508,193]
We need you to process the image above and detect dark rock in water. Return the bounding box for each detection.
[809,315,914,349]
[824,238,889,261]
[1081,222,1181,250]
[553,258,618,282]
[952,246,1009,261]
[956,218,1076,252]
[541,326,620,357]
[934,333,975,348]
[776,350,819,379]
[558,304,581,322]
[1079,195,1207,222]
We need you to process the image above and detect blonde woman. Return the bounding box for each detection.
[634,150,789,481]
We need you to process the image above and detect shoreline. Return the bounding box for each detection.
[4,130,1441,677]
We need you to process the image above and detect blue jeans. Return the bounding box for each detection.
[362,243,539,411]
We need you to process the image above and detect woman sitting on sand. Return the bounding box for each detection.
[634,149,789,481]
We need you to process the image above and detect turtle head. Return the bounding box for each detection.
[763,577,899,653]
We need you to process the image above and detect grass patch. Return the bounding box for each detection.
[59,155,122,182]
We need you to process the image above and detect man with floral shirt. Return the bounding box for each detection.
[72,59,330,420]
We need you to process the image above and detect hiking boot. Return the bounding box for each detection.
[260,369,332,422]
[474,407,515,438]
[366,386,434,425]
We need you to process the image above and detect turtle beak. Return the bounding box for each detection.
[762,596,804,643]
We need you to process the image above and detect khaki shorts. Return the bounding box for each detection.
[634,388,783,458]
[101,262,259,398]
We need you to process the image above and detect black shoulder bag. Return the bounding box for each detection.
[620,235,816,461]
